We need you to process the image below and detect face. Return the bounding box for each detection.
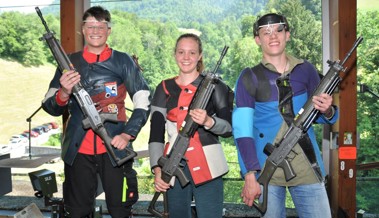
[82,16,111,53]
[175,37,202,75]
[255,23,290,57]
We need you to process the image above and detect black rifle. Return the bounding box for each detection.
[148,46,229,218]
[35,7,137,167]
[254,36,363,213]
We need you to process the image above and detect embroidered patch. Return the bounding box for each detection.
[105,81,117,98]
[107,104,119,114]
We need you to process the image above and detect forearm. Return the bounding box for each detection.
[124,90,151,137]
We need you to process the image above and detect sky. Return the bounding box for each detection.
[0,0,54,13]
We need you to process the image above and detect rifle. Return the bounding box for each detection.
[35,7,137,167]
[254,36,363,213]
[148,46,229,218]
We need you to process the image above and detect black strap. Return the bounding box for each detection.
[241,64,271,102]
[276,73,323,181]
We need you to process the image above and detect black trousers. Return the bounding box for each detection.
[63,153,138,218]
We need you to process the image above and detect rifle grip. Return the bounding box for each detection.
[279,159,296,182]
[175,167,190,187]
[96,127,137,167]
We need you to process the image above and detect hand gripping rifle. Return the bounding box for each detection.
[35,7,137,167]
[253,36,363,213]
[148,46,229,218]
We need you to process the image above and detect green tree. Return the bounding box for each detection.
[271,0,323,69]
[108,11,144,55]
[355,9,379,214]
[227,37,261,86]
[356,10,379,168]
[240,15,255,38]
[0,11,59,66]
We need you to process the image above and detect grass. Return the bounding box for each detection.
[0,59,56,144]
[358,0,379,11]
[0,58,150,151]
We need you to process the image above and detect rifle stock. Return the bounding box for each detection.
[148,46,229,218]
[253,36,363,213]
[36,7,137,167]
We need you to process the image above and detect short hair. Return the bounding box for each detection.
[253,13,289,36]
[82,6,111,23]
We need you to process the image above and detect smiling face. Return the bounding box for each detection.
[174,37,203,75]
[82,16,111,54]
[255,23,290,58]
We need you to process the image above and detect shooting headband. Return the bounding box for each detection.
[253,13,289,36]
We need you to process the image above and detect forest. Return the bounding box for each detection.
[0,0,378,213]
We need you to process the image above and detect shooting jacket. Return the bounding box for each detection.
[42,49,151,166]
[148,75,233,185]
[233,55,339,186]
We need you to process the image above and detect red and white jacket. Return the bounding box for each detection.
[148,75,233,185]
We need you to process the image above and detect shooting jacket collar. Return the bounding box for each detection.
[262,54,304,76]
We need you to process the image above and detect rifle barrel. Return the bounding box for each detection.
[341,36,363,65]
[35,7,51,33]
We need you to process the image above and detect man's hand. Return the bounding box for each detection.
[241,172,261,207]
[312,93,333,114]
[111,133,132,150]
[59,70,81,99]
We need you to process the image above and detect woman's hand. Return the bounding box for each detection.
[153,167,171,192]
[189,109,214,129]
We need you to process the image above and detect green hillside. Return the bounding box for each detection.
[0,59,56,144]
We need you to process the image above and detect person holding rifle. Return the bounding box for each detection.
[42,6,151,217]
[148,33,233,218]
[232,13,338,217]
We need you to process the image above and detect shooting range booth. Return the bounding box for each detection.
[58,0,359,217]
[0,0,360,217]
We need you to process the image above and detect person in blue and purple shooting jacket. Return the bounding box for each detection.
[232,12,338,218]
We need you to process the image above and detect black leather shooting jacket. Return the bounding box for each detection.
[42,50,151,165]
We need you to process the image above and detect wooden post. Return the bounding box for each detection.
[60,0,89,130]
[60,0,89,53]
[328,0,358,217]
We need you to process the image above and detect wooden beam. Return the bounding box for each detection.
[60,0,88,53]
[60,0,90,130]
[329,0,358,217]
[356,162,379,171]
